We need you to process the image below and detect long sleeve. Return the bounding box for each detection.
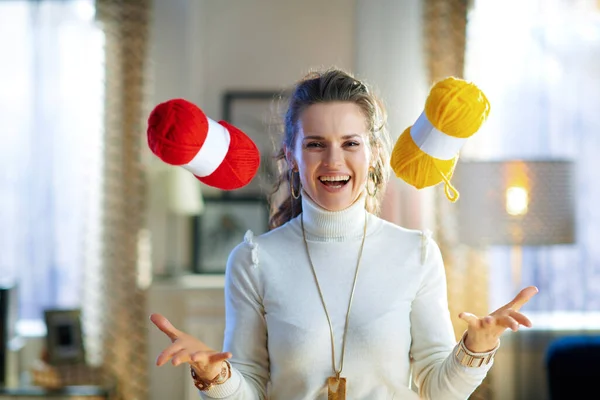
[409,233,493,400]
[197,209,495,399]
[200,232,269,399]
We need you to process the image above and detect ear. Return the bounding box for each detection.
[284,145,296,171]
[369,139,380,167]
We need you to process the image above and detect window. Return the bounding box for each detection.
[464,0,600,326]
[0,0,104,329]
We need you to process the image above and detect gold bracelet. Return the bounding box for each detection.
[190,360,232,391]
[454,333,498,368]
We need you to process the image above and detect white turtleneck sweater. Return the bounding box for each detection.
[200,194,494,400]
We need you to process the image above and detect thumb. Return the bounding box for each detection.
[506,286,539,311]
[458,312,480,328]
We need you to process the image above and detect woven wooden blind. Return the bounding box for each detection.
[423,0,492,398]
[90,1,151,399]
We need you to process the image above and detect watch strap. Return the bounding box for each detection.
[455,333,499,368]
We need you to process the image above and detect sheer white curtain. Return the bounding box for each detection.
[0,0,103,325]
[463,0,600,321]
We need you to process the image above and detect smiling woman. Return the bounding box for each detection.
[150,67,539,400]
[269,69,391,229]
[286,102,373,212]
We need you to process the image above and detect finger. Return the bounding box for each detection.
[208,351,232,364]
[458,312,482,329]
[497,315,520,331]
[507,309,533,328]
[506,286,539,311]
[481,315,494,327]
[156,343,183,366]
[190,351,209,365]
[150,313,181,342]
[171,349,191,367]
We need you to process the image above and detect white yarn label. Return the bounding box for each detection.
[410,111,467,160]
[182,117,231,177]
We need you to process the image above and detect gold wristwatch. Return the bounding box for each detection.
[454,333,498,368]
[190,360,232,391]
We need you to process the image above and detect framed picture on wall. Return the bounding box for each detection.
[44,308,85,365]
[220,90,290,199]
[192,197,270,274]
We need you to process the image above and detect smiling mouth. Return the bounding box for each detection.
[318,175,351,188]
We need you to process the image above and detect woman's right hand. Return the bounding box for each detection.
[150,313,232,381]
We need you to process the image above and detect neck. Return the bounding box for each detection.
[300,190,367,241]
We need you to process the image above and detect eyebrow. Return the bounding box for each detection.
[302,134,363,141]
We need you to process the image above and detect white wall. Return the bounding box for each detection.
[191,0,356,118]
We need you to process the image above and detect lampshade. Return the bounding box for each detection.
[452,160,576,246]
[166,166,205,216]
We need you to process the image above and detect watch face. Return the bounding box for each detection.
[219,366,227,380]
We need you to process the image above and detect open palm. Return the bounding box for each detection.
[458,286,539,353]
[150,313,231,380]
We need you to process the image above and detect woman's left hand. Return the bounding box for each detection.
[458,286,539,353]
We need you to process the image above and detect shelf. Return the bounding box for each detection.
[151,274,225,290]
[0,385,111,398]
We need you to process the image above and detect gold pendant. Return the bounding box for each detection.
[327,376,346,400]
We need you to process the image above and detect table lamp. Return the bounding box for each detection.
[452,159,576,286]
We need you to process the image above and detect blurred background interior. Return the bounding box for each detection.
[1,0,599,399]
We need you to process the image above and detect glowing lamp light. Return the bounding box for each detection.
[506,186,529,216]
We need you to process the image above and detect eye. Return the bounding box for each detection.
[344,141,360,147]
[305,142,324,148]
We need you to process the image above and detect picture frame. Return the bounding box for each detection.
[44,308,85,366]
[192,197,270,274]
[220,90,290,199]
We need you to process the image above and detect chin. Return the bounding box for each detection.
[307,186,359,211]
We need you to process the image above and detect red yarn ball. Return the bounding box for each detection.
[147,98,209,165]
[198,121,261,190]
[147,98,260,190]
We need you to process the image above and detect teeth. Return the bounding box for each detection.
[319,175,350,182]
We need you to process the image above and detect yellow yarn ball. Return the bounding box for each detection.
[390,76,490,202]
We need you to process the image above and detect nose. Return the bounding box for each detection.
[323,147,343,167]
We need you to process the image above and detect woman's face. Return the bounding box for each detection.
[288,101,372,212]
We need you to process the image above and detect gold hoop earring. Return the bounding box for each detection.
[289,170,301,200]
[366,167,379,197]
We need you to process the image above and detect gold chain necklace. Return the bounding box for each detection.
[301,211,368,400]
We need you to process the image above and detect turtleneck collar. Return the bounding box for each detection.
[299,189,368,241]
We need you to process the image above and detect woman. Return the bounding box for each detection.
[151,68,538,399]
